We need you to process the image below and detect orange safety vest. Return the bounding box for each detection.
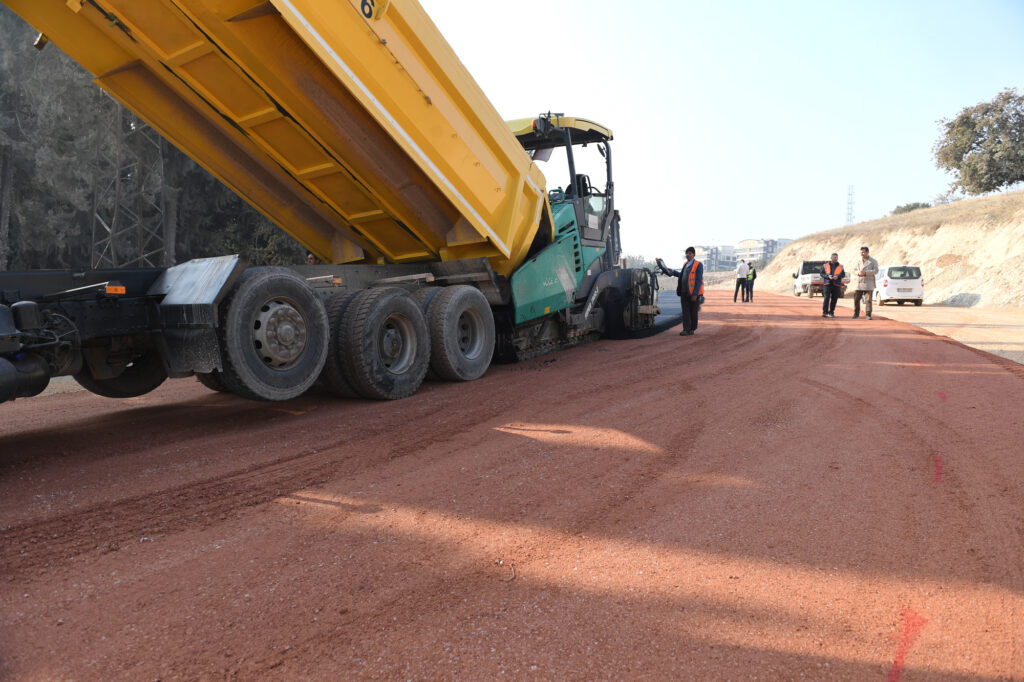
[686,259,705,296]
[823,262,844,285]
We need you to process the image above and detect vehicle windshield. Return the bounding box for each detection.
[801,261,826,274]
[531,142,609,231]
[888,267,921,279]
[530,142,608,198]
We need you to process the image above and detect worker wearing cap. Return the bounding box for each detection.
[657,247,704,336]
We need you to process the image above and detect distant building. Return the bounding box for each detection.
[693,239,792,271]
[734,238,791,265]
[695,245,736,272]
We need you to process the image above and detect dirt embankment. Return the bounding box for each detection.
[758,190,1024,307]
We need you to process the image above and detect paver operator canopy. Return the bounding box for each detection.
[3,0,555,277]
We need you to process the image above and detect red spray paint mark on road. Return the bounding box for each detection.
[933,456,944,484]
[885,607,928,682]
[936,390,947,402]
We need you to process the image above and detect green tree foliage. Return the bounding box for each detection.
[173,161,305,265]
[0,6,305,270]
[934,88,1024,195]
[623,253,657,270]
[0,9,105,269]
[892,202,931,215]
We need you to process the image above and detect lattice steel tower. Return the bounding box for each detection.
[91,96,166,269]
[846,185,855,224]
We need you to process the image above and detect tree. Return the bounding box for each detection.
[0,145,12,269]
[0,5,307,270]
[622,253,657,270]
[934,88,1024,195]
[892,202,930,215]
[0,7,107,269]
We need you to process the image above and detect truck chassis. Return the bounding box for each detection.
[1,255,658,405]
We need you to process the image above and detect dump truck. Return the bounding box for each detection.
[0,0,659,406]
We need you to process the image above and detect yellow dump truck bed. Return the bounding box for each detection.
[3,0,549,276]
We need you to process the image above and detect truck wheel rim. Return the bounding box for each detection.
[457,309,485,359]
[379,313,416,374]
[253,299,307,368]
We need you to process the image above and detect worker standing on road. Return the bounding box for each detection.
[820,253,844,318]
[746,264,757,302]
[852,246,879,319]
[735,259,749,302]
[658,247,704,336]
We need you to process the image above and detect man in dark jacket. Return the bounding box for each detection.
[820,253,844,318]
[657,247,704,335]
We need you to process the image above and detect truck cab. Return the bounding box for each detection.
[793,260,826,297]
[792,260,850,298]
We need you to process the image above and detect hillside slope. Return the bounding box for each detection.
[759,191,1024,307]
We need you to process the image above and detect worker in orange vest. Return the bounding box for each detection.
[657,247,705,336]
[821,252,844,318]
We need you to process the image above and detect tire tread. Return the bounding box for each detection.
[341,288,429,400]
[426,285,495,382]
[216,267,328,401]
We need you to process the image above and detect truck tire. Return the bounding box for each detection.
[195,371,227,392]
[341,287,429,399]
[411,287,443,380]
[217,267,329,401]
[914,300,923,306]
[319,290,362,398]
[74,349,167,398]
[426,285,495,381]
[411,286,442,314]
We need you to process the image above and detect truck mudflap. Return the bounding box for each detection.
[148,255,243,376]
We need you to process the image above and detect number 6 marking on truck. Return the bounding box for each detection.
[358,0,390,20]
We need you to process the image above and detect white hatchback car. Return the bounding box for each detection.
[874,265,924,306]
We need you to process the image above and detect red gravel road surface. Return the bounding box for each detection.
[2,290,1023,680]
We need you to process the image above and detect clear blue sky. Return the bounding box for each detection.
[420,0,1024,260]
